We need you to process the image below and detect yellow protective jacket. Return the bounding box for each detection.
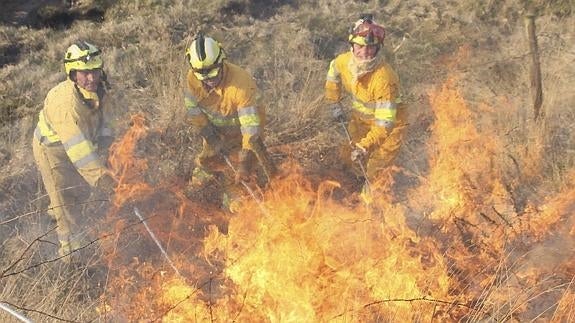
[325,51,402,150]
[184,62,263,151]
[34,80,111,186]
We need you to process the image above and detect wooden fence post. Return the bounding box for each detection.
[525,10,543,121]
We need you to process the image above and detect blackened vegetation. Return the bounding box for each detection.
[0,44,21,68]
[219,0,298,20]
[0,97,18,126]
[0,1,108,68]
[26,6,106,29]
[0,1,106,29]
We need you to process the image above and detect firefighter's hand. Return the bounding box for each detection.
[98,136,115,166]
[330,103,345,122]
[235,150,253,184]
[199,125,224,154]
[95,174,118,197]
[351,144,367,162]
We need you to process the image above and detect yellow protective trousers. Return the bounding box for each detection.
[33,136,92,257]
[341,107,408,181]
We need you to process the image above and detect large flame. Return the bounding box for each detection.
[190,167,451,321]
[97,77,574,321]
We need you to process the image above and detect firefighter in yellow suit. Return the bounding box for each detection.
[325,15,407,202]
[184,34,273,211]
[33,41,117,258]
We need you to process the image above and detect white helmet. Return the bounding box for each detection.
[186,34,226,80]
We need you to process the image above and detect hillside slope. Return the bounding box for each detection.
[1,0,574,321]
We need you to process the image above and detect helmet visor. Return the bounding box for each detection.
[65,55,103,75]
[349,22,385,46]
[350,35,371,46]
[65,49,101,63]
[192,64,222,80]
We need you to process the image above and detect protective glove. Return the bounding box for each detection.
[98,136,114,161]
[235,149,254,184]
[95,173,118,197]
[330,103,345,122]
[248,135,277,180]
[350,143,368,162]
[199,124,223,154]
[196,125,225,167]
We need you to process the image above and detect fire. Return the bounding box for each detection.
[96,78,574,321]
[423,77,505,222]
[99,113,455,321]
[168,165,452,321]
[514,170,575,240]
[108,114,154,206]
[409,77,575,320]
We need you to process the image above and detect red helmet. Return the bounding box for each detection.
[348,15,385,46]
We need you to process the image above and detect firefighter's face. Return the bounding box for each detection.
[201,68,223,89]
[75,69,102,92]
[352,43,378,60]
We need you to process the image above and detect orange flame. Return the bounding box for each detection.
[97,72,574,321]
[108,113,154,206]
[155,164,452,321]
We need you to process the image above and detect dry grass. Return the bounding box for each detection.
[0,0,574,321]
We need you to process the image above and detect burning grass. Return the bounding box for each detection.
[1,1,574,322]
[85,79,574,322]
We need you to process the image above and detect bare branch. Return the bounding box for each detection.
[363,295,475,309]
[0,199,110,226]
[330,296,480,320]
[0,209,155,279]
[1,227,56,277]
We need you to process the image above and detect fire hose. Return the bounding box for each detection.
[337,119,372,196]
[133,207,183,279]
[0,302,32,323]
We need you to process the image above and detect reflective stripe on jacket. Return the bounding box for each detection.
[185,62,263,150]
[34,80,108,186]
[325,51,403,149]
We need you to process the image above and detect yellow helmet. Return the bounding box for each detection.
[186,34,226,80]
[64,41,103,77]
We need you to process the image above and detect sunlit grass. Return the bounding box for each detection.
[0,0,574,321]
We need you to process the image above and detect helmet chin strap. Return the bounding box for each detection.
[101,70,111,90]
[77,86,99,99]
[203,79,221,90]
[201,68,224,89]
[75,84,101,110]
